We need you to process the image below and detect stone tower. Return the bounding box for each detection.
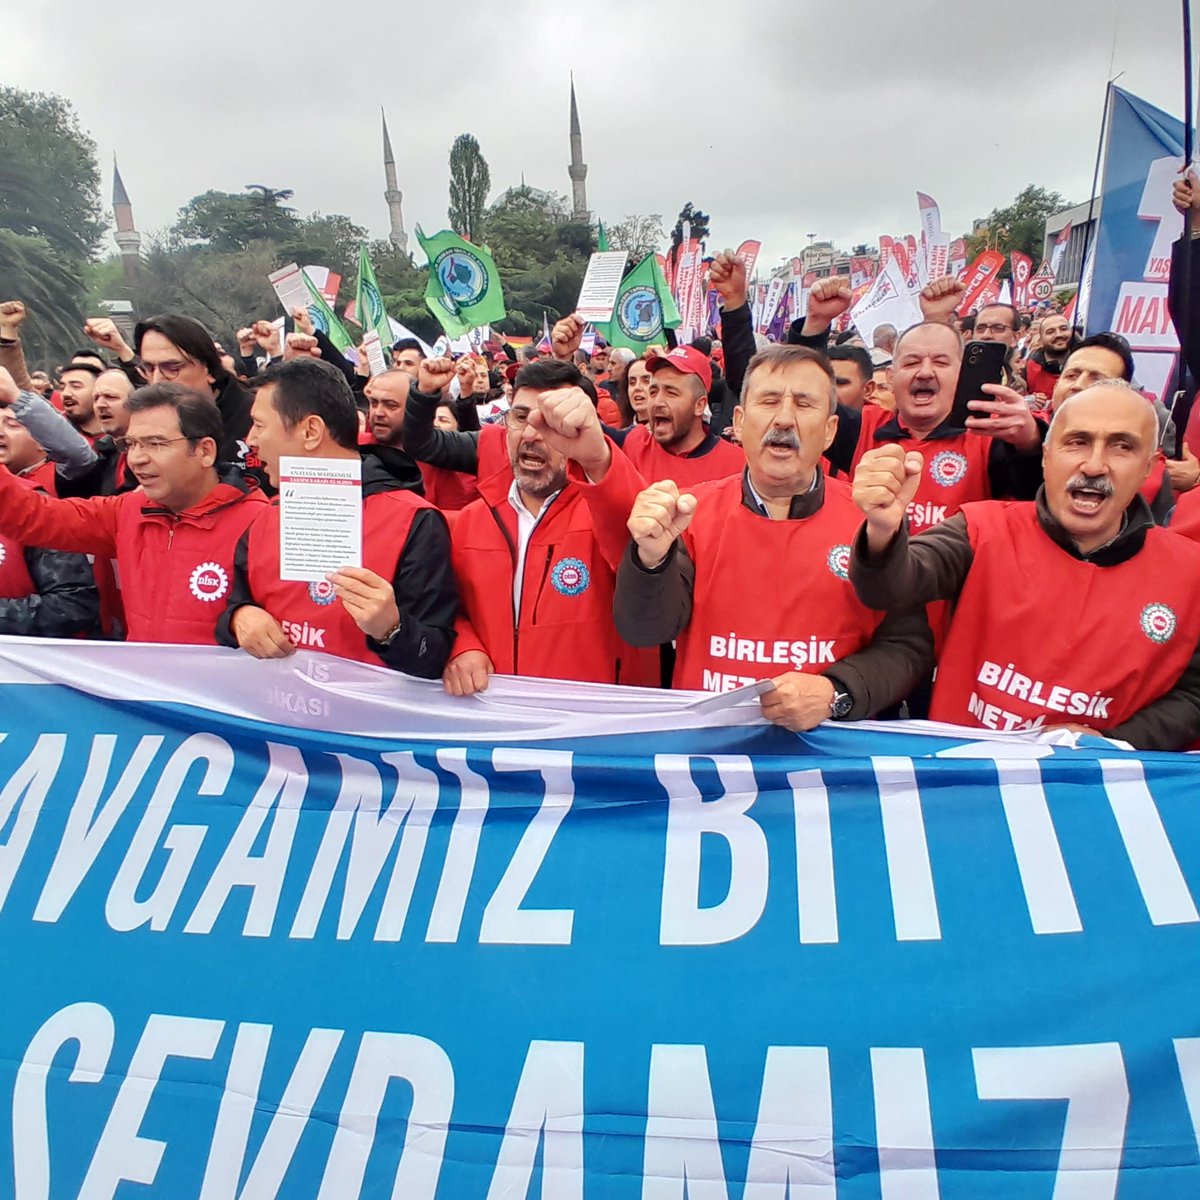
[382,109,408,256]
[112,156,141,286]
[568,76,589,223]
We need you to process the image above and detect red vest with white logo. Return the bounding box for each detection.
[242,490,431,663]
[673,474,886,692]
[621,422,745,488]
[850,405,995,534]
[930,501,1200,733]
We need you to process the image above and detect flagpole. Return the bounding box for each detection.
[1075,80,1116,312]
[1168,0,1196,445]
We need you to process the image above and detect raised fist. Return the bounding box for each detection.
[551,314,584,362]
[628,479,698,569]
[291,307,315,336]
[0,301,27,337]
[852,444,923,549]
[805,277,852,332]
[236,327,257,355]
[83,316,129,353]
[530,385,609,473]
[252,320,281,356]
[283,332,321,360]
[919,276,966,324]
[417,356,455,394]
[709,250,748,310]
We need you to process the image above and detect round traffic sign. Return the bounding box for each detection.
[1031,277,1053,301]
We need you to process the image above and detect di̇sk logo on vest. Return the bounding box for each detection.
[826,545,851,581]
[189,562,229,603]
[1140,602,1177,645]
[928,450,969,488]
[308,580,337,606]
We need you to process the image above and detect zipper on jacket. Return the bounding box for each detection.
[529,546,554,625]
[485,505,521,669]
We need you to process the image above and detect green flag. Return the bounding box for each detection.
[597,222,610,252]
[355,244,393,350]
[301,271,354,355]
[416,226,506,338]
[597,254,681,352]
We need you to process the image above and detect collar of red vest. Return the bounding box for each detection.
[874,410,969,443]
[139,478,262,524]
[1035,488,1154,566]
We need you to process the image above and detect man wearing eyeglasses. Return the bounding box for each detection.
[439,358,658,696]
[0,368,267,644]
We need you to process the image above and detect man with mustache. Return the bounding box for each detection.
[850,382,1200,750]
[614,345,933,730]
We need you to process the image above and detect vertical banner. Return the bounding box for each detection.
[850,255,923,345]
[850,256,877,288]
[950,237,968,278]
[1049,223,1073,281]
[879,234,895,272]
[1009,251,1034,308]
[1087,86,1185,401]
[734,239,762,279]
[959,250,1007,314]
[759,276,786,334]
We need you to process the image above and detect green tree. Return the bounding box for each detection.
[173,189,300,251]
[965,185,1071,263]
[283,213,368,280]
[448,134,491,241]
[0,88,105,362]
[368,239,440,344]
[607,213,665,260]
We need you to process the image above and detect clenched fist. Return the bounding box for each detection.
[919,276,965,324]
[291,307,315,336]
[530,386,609,475]
[83,316,132,357]
[709,250,748,310]
[804,277,852,335]
[230,605,295,659]
[852,444,924,551]
[252,320,282,357]
[628,479,698,569]
[443,649,494,697]
[551,314,584,362]
[0,301,26,338]
[283,332,321,360]
[417,356,455,394]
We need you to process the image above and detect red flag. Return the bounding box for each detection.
[734,240,761,280]
[1009,252,1034,308]
[879,235,895,272]
[959,250,1007,314]
[891,240,912,286]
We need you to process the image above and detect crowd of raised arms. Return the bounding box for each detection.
[5,176,1200,752]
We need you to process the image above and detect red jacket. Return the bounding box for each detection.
[620,422,745,487]
[450,442,658,686]
[1170,487,1200,541]
[0,466,267,644]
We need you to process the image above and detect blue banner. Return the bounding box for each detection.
[1088,86,1186,402]
[3,640,1200,1197]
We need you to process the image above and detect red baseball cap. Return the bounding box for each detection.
[646,345,712,393]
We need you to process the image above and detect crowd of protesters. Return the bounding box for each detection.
[4,177,1200,751]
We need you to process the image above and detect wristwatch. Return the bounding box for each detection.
[375,618,403,647]
[829,687,854,720]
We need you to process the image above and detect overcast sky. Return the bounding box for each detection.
[3,0,1193,271]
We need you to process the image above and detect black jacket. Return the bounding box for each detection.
[0,544,101,637]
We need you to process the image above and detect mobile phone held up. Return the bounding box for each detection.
[950,340,1008,429]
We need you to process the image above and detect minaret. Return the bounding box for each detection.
[382,109,408,256]
[112,156,141,287]
[568,76,589,223]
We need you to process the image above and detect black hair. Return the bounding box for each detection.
[71,348,107,365]
[827,344,874,385]
[255,357,360,450]
[741,345,838,413]
[690,335,713,356]
[125,383,223,446]
[60,361,103,379]
[958,313,976,334]
[976,302,1019,330]
[134,314,226,382]
[391,337,424,357]
[1074,332,1135,382]
[833,329,859,346]
[512,359,583,393]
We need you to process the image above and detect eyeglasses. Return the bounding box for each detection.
[115,435,192,454]
[141,359,193,381]
[974,323,1015,335]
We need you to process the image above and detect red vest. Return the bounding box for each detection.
[674,474,886,692]
[243,489,431,663]
[931,502,1200,733]
[0,509,34,600]
[620,422,745,488]
[1170,488,1200,542]
[850,404,995,535]
[419,462,480,511]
